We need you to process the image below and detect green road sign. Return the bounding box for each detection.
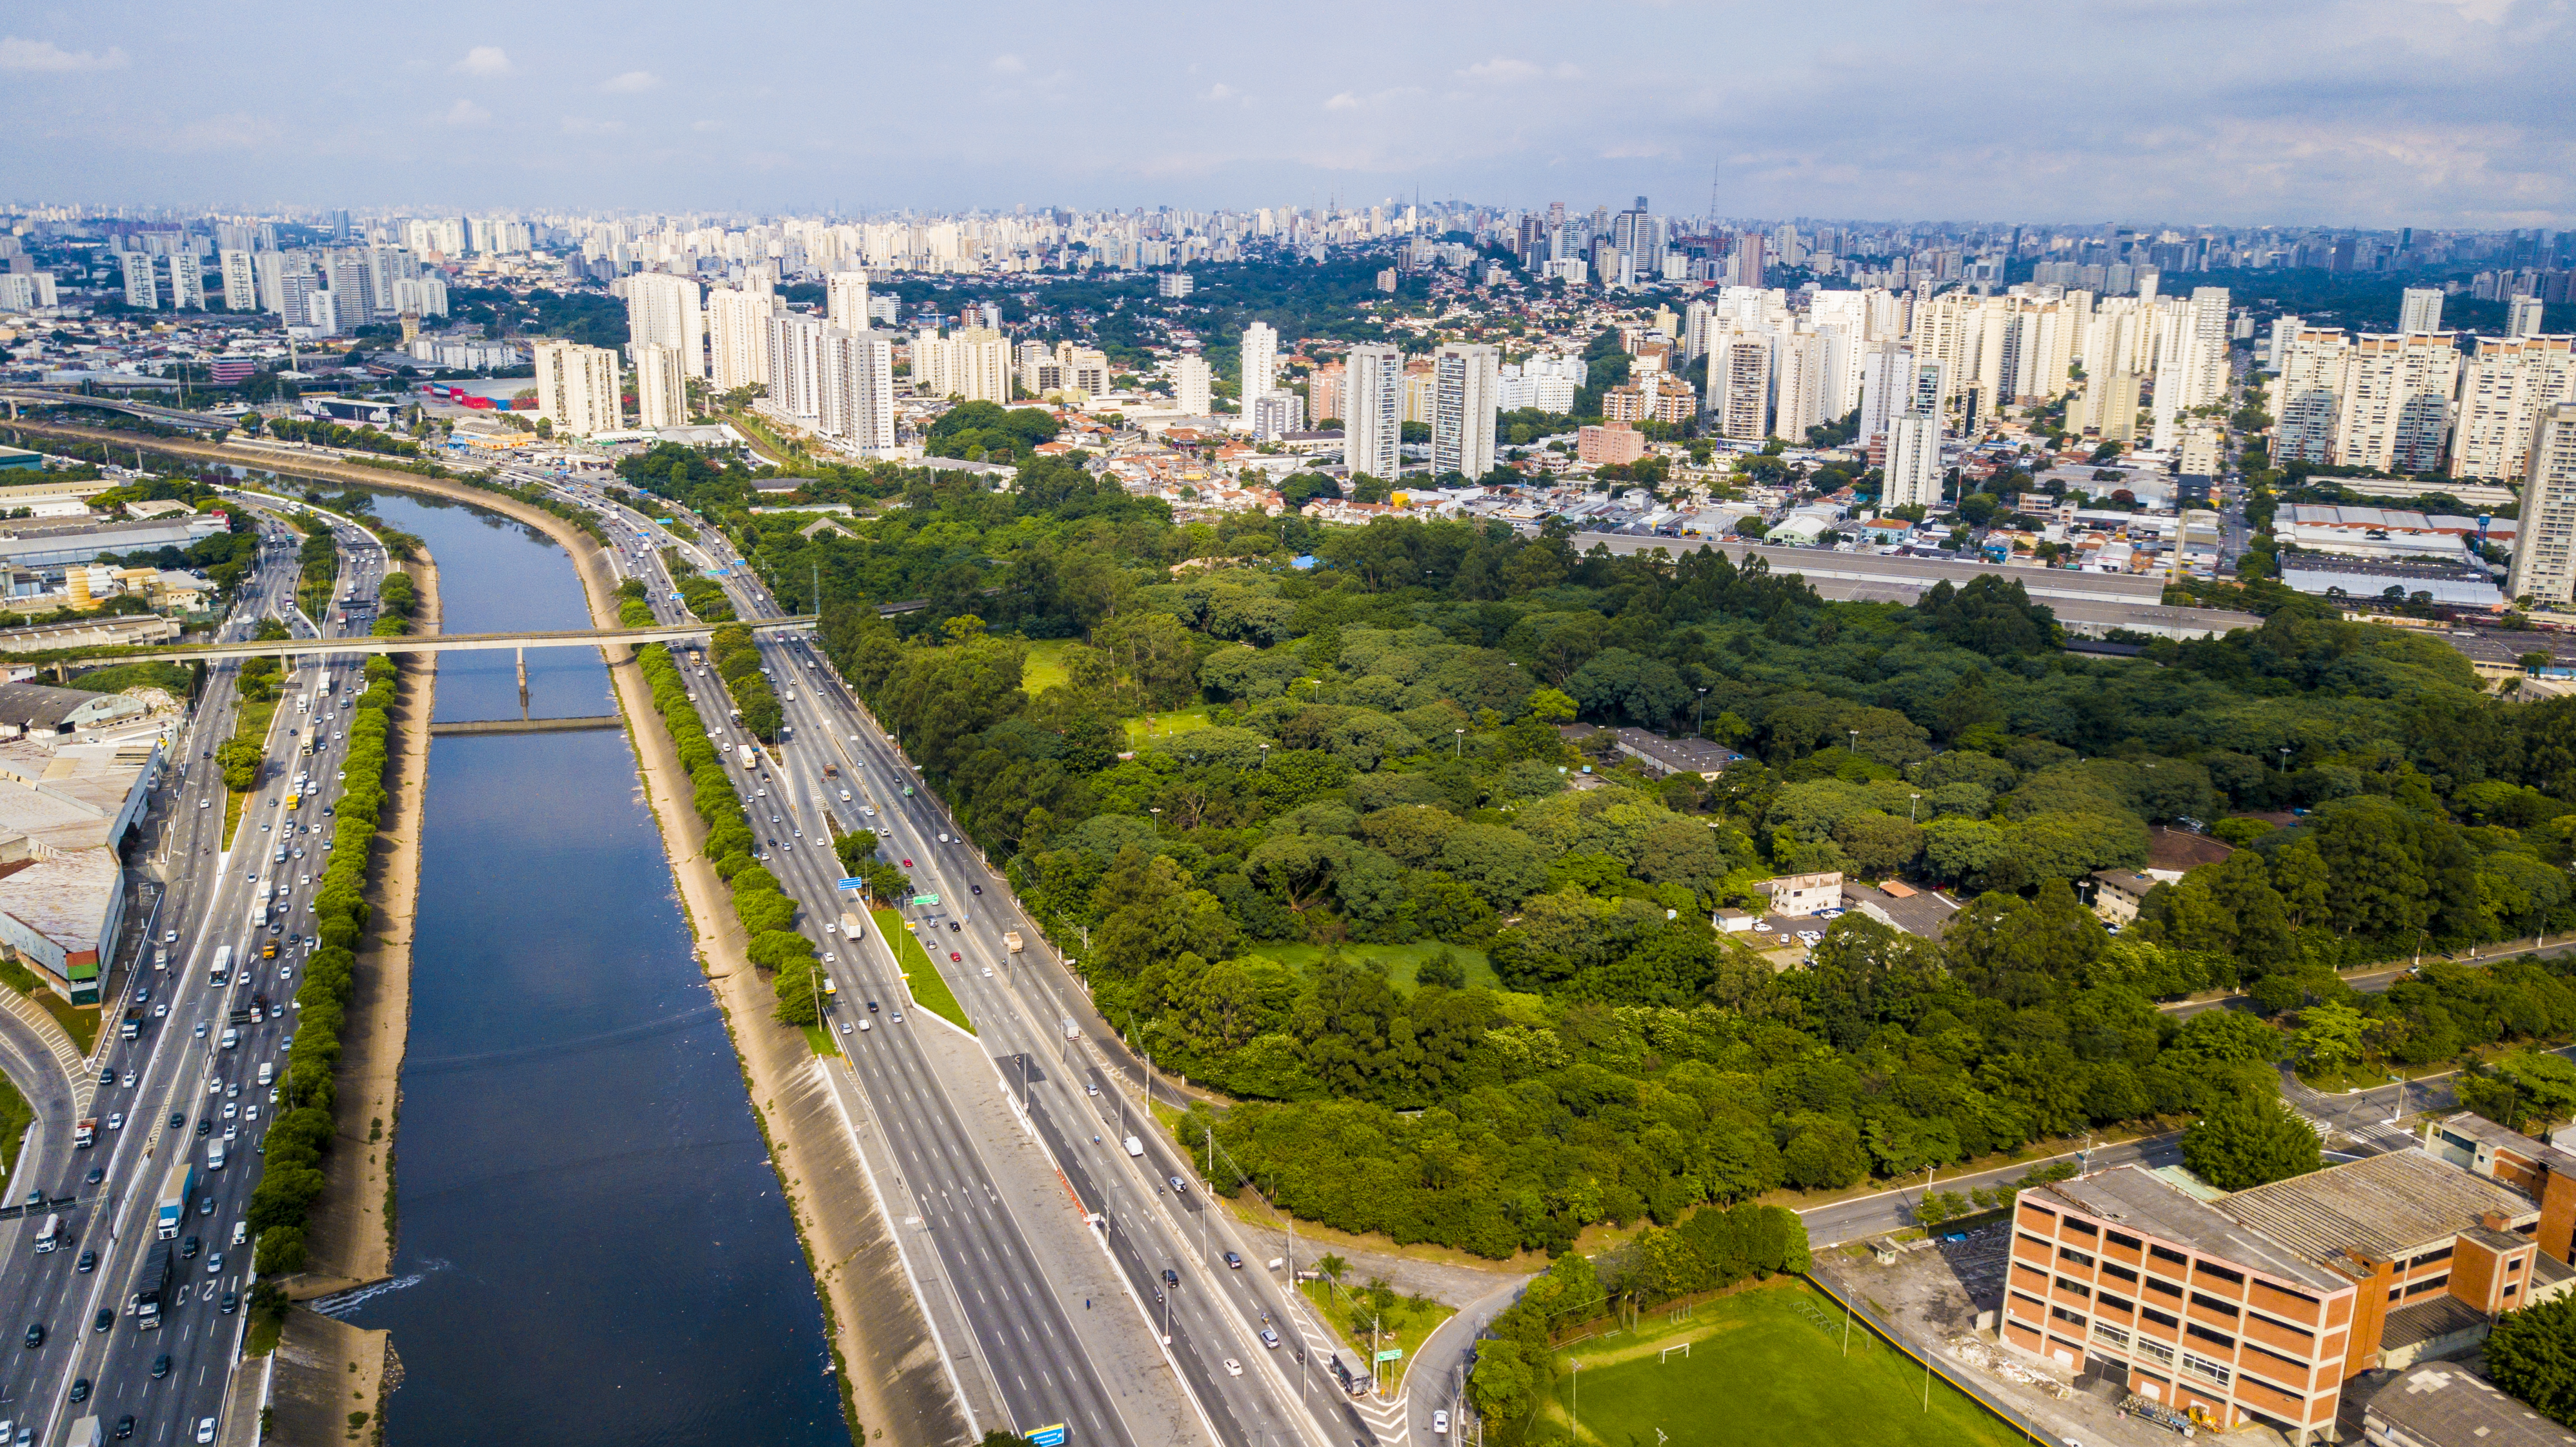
[1375,1348,1404,1362]
[912,895,940,906]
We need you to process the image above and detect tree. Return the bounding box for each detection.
[2180,1089,2322,1191]
[2486,1295,2576,1428]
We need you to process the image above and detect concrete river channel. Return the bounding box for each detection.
[337,491,845,1445]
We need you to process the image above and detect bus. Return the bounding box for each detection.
[210,945,232,987]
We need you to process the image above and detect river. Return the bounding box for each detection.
[339,491,846,1446]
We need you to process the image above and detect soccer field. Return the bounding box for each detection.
[1537,1282,2024,1447]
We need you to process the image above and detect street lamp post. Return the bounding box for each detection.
[1695,687,1708,735]
[1453,727,1464,758]
[1909,791,1920,823]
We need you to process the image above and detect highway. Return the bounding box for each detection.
[527,463,1394,1447]
[0,498,389,1447]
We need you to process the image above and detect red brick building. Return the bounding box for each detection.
[2004,1149,2572,1444]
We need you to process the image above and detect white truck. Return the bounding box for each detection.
[738,744,758,769]
[838,911,864,938]
[1003,931,1025,954]
[1124,1135,1144,1158]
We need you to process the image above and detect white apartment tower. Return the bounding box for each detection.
[2271,329,2355,464]
[1855,345,1918,444]
[167,255,205,311]
[119,252,157,310]
[1709,335,1773,443]
[2453,334,2576,481]
[2508,404,2576,605]
[2511,296,2550,339]
[767,312,828,422]
[623,272,705,383]
[1343,344,1404,481]
[1431,343,1500,480]
[1242,322,1280,412]
[1174,353,1213,415]
[912,327,1010,404]
[632,344,690,430]
[533,341,621,436]
[219,250,257,311]
[1771,331,1832,443]
[1883,412,1943,512]
[825,272,871,336]
[707,286,777,394]
[2335,332,2460,474]
[2399,287,2446,335]
[820,329,898,453]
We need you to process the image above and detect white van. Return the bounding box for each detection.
[32,1214,59,1253]
[206,1141,225,1171]
[230,1222,246,1248]
[256,1062,274,1087]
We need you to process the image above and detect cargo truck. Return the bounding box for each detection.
[66,1417,99,1447]
[210,946,231,987]
[33,1213,61,1253]
[1003,931,1025,953]
[73,1118,95,1149]
[119,1011,141,1040]
[133,1239,177,1328]
[208,1139,226,1171]
[838,911,864,938]
[738,744,758,769]
[155,1157,194,1239]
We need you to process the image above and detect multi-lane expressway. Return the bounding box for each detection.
[0,501,387,1447]
[527,463,1407,1447]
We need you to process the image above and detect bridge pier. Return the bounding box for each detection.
[516,646,528,715]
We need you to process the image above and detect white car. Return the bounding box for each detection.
[858,1020,871,1033]
[106,1113,123,1131]
[1433,1410,1450,1435]
[1223,1359,1242,1377]
[197,1421,216,1444]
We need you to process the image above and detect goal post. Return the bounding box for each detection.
[1659,1342,1691,1363]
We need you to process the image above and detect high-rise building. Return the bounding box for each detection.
[767,312,828,422]
[1174,353,1213,415]
[1855,344,1917,443]
[1343,344,1403,480]
[623,272,705,382]
[1309,361,1345,427]
[2508,403,2576,604]
[326,252,377,325]
[825,272,871,334]
[1431,343,1500,480]
[533,341,621,436]
[912,327,1010,403]
[1240,321,1279,412]
[1771,331,1831,443]
[2399,287,2446,335]
[218,250,256,311]
[1251,392,1305,441]
[1708,335,1773,442]
[2271,329,2352,463]
[707,286,777,394]
[820,328,897,452]
[1883,412,1943,512]
[166,254,204,311]
[2335,333,2461,474]
[2452,334,2576,481]
[119,251,157,310]
[2511,296,2550,339]
[632,345,690,430]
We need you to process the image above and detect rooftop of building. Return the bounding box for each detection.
[2224,1149,2540,1266]
[1842,879,1960,938]
[2037,1164,2354,1291]
[0,681,110,730]
[2378,1295,2495,1355]
[2147,827,2235,873]
[0,846,119,953]
[2361,1362,2576,1447]
[2435,1112,2576,1179]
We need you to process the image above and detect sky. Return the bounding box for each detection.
[5,0,2573,229]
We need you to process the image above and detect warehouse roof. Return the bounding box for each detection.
[2363,1363,2576,1447]
[2222,1150,2539,1264]
[0,682,102,731]
[2036,1165,2352,1291]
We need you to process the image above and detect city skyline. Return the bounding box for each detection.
[6,0,2576,226]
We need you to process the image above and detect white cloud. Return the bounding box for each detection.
[0,37,128,72]
[601,70,661,93]
[1324,92,1362,110]
[444,98,492,126]
[1201,83,1249,105]
[1460,57,1541,82]
[562,116,626,135]
[452,46,511,77]
[990,54,1025,74]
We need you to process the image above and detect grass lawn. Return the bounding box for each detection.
[1021,639,1071,694]
[224,693,281,851]
[1239,940,1500,993]
[1533,1280,2021,1447]
[870,907,974,1035]
[1123,706,1217,750]
[1300,1277,1453,1382]
[0,957,96,1055]
[802,1023,841,1057]
[0,1066,29,1186]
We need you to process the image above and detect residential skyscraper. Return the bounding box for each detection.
[632,344,690,430]
[1241,321,1279,412]
[166,254,204,311]
[2508,403,2576,605]
[2335,333,2461,474]
[912,327,1009,403]
[1855,344,1917,443]
[1883,412,1943,512]
[2399,287,2446,335]
[218,250,256,311]
[1343,344,1404,480]
[533,341,621,436]
[707,286,777,394]
[820,329,897,452]
[767,313,828,422]
[1174,353,1213,415]
[2452,334,2576,481]
[623,272,705,382]
[2511,296,2549,339]
[1431,343,1500,480]
[1709,334,1773,443]
[825,272,871,334]
[119,252,156,310]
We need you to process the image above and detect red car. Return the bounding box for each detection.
[949,951,961,963]
[900,858,912,867]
